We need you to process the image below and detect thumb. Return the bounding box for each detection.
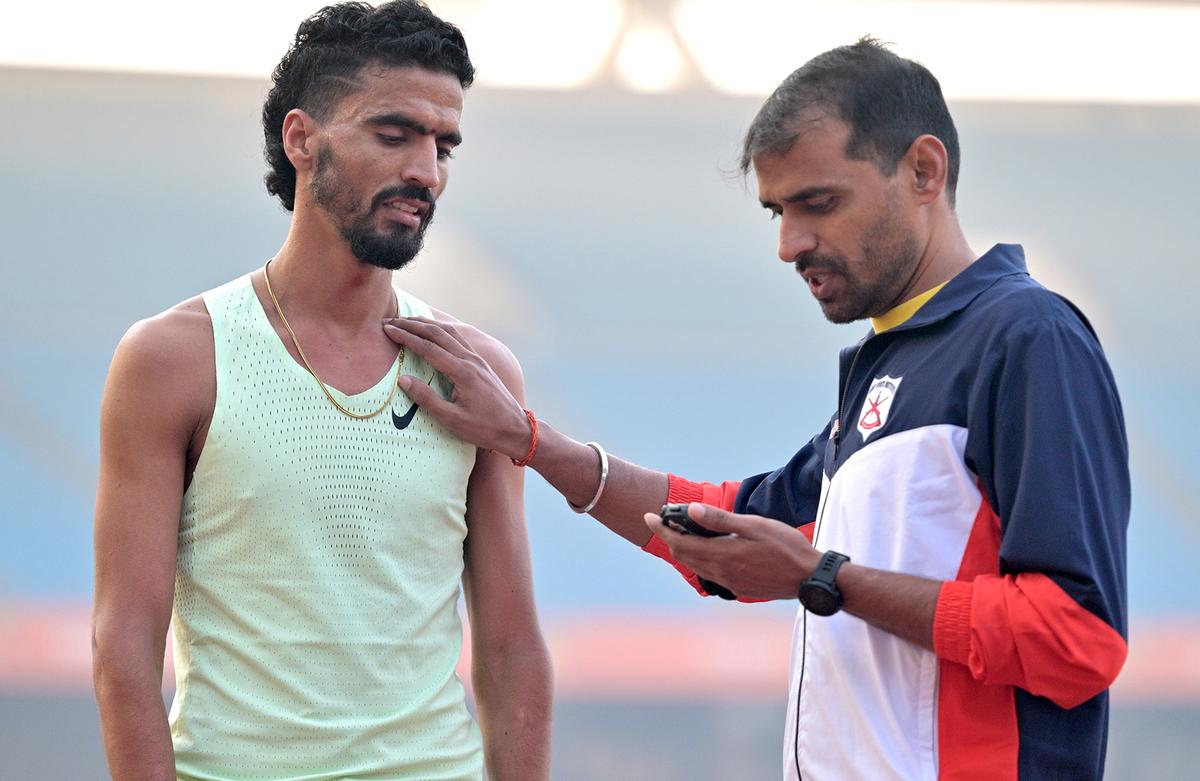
[689,503,756,535]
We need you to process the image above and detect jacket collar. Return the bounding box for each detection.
[873,243,1028,335]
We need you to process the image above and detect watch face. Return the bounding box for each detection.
[799,583,840,617]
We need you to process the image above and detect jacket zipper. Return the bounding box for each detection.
[833,339,869,463]
[793,338,870,779]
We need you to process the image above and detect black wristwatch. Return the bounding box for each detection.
[798,550,850,616]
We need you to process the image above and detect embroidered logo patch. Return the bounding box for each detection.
[857,375,903,442]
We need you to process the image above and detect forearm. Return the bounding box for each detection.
[527,423,668,546]
[814,558,1122,706]
[94,652,175,780]
[473,639,554,781]
[838,563,940,651]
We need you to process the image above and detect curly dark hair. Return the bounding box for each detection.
[263,1,475,211]
[741,38,960,207]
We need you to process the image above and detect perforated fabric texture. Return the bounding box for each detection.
[171,274,481,780]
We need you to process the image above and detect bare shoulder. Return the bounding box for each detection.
[108,296,215,424]
[430,306,524,393]
[116,296,213,377]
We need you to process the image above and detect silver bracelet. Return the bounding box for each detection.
[567,441,609,514]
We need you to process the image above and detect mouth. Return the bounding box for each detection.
[799,267,836,300]
[378,197,428,229]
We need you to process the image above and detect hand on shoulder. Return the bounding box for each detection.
[383,308,530,457]
[427,307,524,397]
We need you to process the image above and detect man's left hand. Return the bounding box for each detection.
[643,504,822,601]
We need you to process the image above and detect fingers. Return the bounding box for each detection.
[687,503,757,536]
[644,506,809,601]
[407,316,474,351]
[643,504,762,541]
[384,322,468,381]
[643,511,669,539]
[385,317,475,360]
[397,372,457,419]
[642,510,722,566]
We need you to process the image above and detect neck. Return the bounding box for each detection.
[891,217,976,309]
[268,212,397,330]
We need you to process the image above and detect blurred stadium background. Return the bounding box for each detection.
[2,0,1199,777]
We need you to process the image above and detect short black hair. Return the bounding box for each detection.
[263,1,475,211]
[741,38,960,206]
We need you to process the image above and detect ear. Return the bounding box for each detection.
[282,108,319,173]
[905,134,949,206]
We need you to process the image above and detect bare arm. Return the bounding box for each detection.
[93,303,211,780]
[522,426,665,545]
[455,326,553,780]
[385,317,667,545]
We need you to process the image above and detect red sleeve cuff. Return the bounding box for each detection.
[641,533,672,561]
[641,533,710,597]
[644,479,706,597]
[666,474,706,504]
[934,574,1127,708]
[933,579,974,666]
[667,473,743,512]
[650,474,743,598]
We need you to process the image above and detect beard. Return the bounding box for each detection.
[796,193,920,324]
[310,146,435,271]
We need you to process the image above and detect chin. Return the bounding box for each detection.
[819,302,859,325]
[344,222,427,271]
[357,248,420,271]
[348,237,423,271]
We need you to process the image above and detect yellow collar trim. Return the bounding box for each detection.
[871,282,949,334]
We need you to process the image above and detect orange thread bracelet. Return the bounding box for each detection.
[511,408,539,467]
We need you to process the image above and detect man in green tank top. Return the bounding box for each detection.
[92,3,552,779]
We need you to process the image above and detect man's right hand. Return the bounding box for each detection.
[383,315,534,460]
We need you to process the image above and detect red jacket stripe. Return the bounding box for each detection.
[935,495,1019,780]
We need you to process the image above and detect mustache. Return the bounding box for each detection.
[370,184,434,212]
[795,253,845,276]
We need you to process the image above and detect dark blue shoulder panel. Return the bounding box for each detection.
[733,418,834,527]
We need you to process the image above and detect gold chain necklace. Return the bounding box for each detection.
[263,259,404,420]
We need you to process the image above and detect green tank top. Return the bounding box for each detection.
[170,274,482,780]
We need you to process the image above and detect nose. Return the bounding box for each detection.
[777,215,817,264]
[401,137,441,191]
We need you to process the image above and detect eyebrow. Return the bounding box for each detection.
[366,113,463,147]
[759,186,841,210]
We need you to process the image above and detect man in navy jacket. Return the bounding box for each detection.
[385,38,1128,780]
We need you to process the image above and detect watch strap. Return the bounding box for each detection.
[809,550,850,590]
[798,550,851,615]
